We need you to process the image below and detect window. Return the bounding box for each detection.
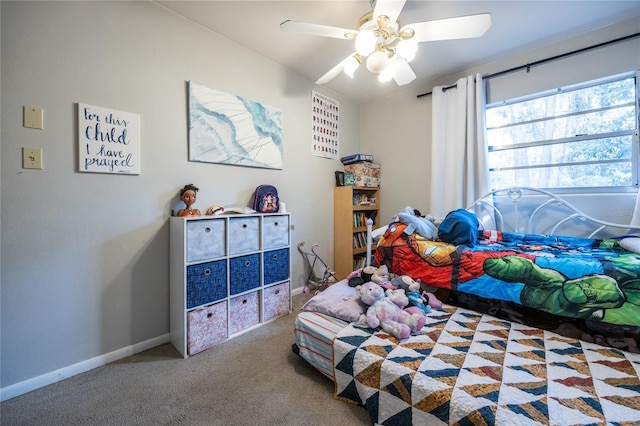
[486,71,639,192]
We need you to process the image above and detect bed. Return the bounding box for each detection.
[293,187,640,425]
[375,187,640,331]
[294,280,640,425]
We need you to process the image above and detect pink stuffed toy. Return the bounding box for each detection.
[356,282,425,339]
[385,288,426,333]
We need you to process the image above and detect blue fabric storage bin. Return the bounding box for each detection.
[263,248,290,285]
[186,260,227,309]
[229,253,260,295]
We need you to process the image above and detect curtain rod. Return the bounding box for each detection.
[416,32,640,99]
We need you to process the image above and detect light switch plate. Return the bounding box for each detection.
[23,106,44,129]
[23,147,43,169]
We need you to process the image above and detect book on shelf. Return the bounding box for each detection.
[352,192,376,206]
[352,231,368,249]
[353,255,368,270]
[353,212,378,228]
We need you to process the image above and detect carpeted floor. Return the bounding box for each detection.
[0,293,371,425]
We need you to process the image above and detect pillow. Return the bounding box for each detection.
[620,237,640,254]
[300,279,367,322]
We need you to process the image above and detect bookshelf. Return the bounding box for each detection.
[334,186,380,280]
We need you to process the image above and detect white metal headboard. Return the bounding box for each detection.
[366,187,640,266]
[467,187,640,238]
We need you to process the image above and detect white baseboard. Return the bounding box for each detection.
[0,333,170,402]
[291,286,304,296]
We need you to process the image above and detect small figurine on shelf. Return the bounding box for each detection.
[176,184,201,217]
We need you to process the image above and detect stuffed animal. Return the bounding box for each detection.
[385,288,426,333]
[348,264,391,288]
[418,279,444,309]
[356,282,425,339]
[424,291,443,309]
[391,276,432,314]
[391,275,420,292]
[394,207,438,240]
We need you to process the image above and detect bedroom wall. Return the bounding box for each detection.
[0,1,359,399]
[361,17,640,225]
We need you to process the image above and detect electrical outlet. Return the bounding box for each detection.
[23,106,44,130]
[22,147,43,170]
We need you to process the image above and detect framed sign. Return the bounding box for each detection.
[78,103,141,174]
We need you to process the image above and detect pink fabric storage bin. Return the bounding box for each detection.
[187,302,228,355]
[228,291,260,335]
[263,282,290,321]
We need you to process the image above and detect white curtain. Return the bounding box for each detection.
[631,193,640,226]
[429,73,490,221]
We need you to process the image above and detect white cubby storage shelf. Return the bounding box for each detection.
[170,213,291,358]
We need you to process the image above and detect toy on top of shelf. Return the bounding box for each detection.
[252,184,280,213]
[341,154,373,165]
[344,173,355,186]
[176,184,201,217]
[206,205,226,215]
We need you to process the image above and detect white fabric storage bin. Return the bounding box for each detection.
[186,219,226,262]
[262,215,290,249]
[228,216,260,255]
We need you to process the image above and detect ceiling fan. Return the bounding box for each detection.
[280,0,491,86]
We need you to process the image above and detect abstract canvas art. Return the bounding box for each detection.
[188,82,283,169]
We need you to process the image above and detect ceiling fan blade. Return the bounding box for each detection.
[392,59,416,86]
[280,20,355,40]
[373,0,406,25]
[315,54,354,85]
[405,13,492,43]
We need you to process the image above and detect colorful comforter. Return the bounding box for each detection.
[333,305,640,425]
[374,223,640,327]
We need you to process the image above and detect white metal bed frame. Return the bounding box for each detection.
[469,187,640,238]
[366,187,640,267]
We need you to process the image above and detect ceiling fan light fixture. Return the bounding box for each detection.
[343,54,361,78]
[366,50,389,73]
[398,27,415,40]
[396,38,418,62]
[377,64,395,83]
[281,1,492,87]
[355,30,376,56]
[376,14,391,29]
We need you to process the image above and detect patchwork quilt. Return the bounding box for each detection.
[333,305,640,425]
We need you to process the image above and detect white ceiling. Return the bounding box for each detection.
[154,0,640,104]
